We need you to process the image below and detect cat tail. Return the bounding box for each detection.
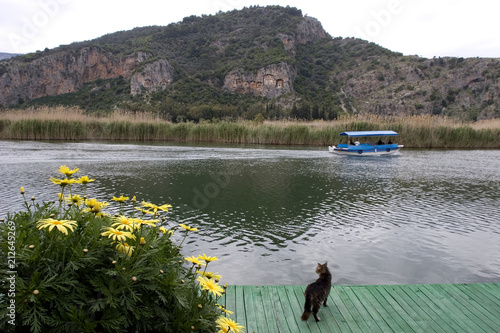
[301,295,311,321]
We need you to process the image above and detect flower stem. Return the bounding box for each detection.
[178,230,189,247]
[21,193,31,213]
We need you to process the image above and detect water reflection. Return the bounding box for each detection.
[1,140,499,285]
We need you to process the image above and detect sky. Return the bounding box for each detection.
[1,0,499,58]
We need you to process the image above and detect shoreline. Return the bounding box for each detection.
[1,107,500,148]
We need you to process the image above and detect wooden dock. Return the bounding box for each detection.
[220,283,500,332]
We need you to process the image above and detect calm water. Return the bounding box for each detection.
[1,140,500,286]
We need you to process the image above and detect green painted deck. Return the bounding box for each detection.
[220,283,500,333]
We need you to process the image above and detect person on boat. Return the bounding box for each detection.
[377,139,384,145]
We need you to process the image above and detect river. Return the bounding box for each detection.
[1,140,499,286]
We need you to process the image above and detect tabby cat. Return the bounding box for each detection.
[301,262,332,322]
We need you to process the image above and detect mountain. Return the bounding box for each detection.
[1,5,499,121]
[0,52,23,61]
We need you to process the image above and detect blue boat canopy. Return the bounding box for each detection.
[339,130,398,137]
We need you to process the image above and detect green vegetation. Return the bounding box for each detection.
[0,166,242,332]
[1,108,499,148]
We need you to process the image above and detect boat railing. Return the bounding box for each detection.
[338,143,399,149]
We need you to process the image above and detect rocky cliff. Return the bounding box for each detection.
[130,59,175,95]
[0,48,151,106]
[0,6,316,108]
[223,62,296,98]
[336,55,500,120]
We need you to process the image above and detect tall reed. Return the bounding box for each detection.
[1,107,499,148]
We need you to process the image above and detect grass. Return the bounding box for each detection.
[1,106,500,148]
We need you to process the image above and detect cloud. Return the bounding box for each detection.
[0,0,499,57]
[1,0,77,53]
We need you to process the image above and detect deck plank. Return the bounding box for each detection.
[456,284,500,323]
[346,285,395,332]
[275,286,303,332]
[418,284,484,332]
[266,286,292,333]
[405,284,470,333]
[370,285,423,332]
[339,286,383,333]
[433,284,498,332]
[381,285,440,333]
[220,283,500,333]
[249,286,272,333]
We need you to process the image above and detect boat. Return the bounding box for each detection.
[328,130,404,156]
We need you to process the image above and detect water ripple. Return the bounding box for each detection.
[1,141,500,285]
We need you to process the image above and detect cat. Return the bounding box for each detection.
[301,262,332,322]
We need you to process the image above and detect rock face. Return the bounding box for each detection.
[223,62,296,98]
[0,47,149,106]
[222,16,325,98]
[296,16,328,43]
[337,56,500,119]
[130,59,175,95]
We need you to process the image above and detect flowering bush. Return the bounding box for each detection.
[0,166,243,333]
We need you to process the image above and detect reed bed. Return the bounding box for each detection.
[1,107,499,148]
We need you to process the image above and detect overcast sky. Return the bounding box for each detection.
[1,0,499,58]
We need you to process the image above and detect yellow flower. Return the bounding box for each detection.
[84,198,109,214]
[158,226,174,236]
[112,195,129,202]
[198,253,219,263]
[101,227,136,242]
[185,256,206,266]
[135,207,155,215]
[20,187,25,194]
[58,165,79,177]
[217,304,234,315]
[217,326,229,333]
[116,242,134,256]
[141,201,172,213]
[65,194,84,206]
[37,218,77,235]
[216,317,244,333]
[131,218,158,227]
[139,237,146,245]
[217,324,230,333]
[84,198,98,208]
[76,175,95,184]
[197,276,224,298]
[50,177,77,186]
[179,224,198,232]
[197,271,222,280]
[111,215,136,231]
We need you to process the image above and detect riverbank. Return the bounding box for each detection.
[1,106,500,148]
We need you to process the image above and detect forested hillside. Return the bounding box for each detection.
[1,5,499,121]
